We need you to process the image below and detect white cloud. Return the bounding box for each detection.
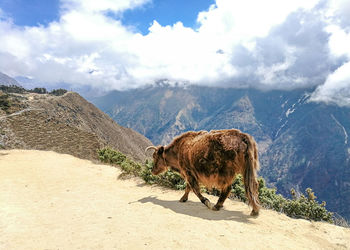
[313,24,350,106]
[1,0,350,102]
[197,0,318,44]
[324,0,350,26]
[326,25,350,58]
[256,47,298,85]
[127,20,238,84]
[310,61,350,106]
[308,0,350,106]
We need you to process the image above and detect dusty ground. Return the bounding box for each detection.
[1,150,350,250]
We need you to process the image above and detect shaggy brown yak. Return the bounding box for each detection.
[146,129,260,216]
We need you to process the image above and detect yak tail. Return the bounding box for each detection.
[243,134,260,216]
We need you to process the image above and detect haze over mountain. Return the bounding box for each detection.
[92,84,350,221]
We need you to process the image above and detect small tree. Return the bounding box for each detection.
[0,85,26,93]
[50,89,68,96]
[31,87,47,94]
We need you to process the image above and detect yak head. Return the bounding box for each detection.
[145,146,168,175]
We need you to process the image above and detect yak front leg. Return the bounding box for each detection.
[187,175,213,209]
[179,184,190,202]
[212,186,231,211]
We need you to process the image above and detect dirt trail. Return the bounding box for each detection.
[0,108,44,120]
[1,150,349,250]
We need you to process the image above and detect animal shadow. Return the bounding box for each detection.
[0,152,9,158]
[137,196,255,223]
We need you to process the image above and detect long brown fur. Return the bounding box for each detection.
[148,129,260,216]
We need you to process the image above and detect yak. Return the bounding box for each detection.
[146,129,260,216]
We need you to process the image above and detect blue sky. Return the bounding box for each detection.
[0,0,350,106]
[122,0,214,34]
[0,0,214,34]
[0,0,60,26]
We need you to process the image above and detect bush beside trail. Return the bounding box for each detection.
[98,147,344,225]
[0,92,11,111]
[98,147,185,189]
[232,175,333,223]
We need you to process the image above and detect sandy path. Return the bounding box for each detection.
[1,150,349,250]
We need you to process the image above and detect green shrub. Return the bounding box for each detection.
[257,178,286,212]
[30,87,47,94]
[140,160,158,184]
[155,169,186,190]
[98,147,186,189]
[98,147,142,176]
[98,147,126,165]
[161,170,186,190]
[0,85,26,93]
[0,93,11,111]
[50,89,68,96]
[282,188,333,222]
[231,175,333,223]
[97,147,336,224]
[231,175,248,202]
[120,159,143,176]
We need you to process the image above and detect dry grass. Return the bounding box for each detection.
[7,110,101,160]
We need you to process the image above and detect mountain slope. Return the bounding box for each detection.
[1,150,349,249]
[0,72,20,86]
[92,85,350,220]
[0,89,152,162]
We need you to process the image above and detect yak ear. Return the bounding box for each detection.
[158,146,164,155]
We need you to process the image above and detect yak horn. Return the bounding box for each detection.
[145,146,157,153]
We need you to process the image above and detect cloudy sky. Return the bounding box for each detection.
[0,0,349,105]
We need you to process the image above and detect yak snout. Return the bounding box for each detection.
[145,145,168,175]
[151,164,166,175]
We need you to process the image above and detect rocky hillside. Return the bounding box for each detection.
[92,84,350,221]
[0,87,152,162]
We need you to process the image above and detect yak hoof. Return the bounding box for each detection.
[212,204,222,211]
[179,197,188,202]
[250,210,259,216]
[204,199,213,209]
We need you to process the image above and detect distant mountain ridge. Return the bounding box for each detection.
[0,72,21,87]
[92,84,350,221]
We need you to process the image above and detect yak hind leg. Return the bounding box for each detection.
[212,186,231,211]
[250,202,260,216]
[187,175,213,209]
[179,185,190,202]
